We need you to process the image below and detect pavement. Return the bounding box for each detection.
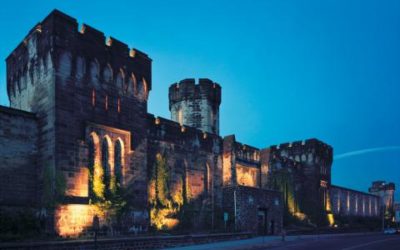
[163,232,400,250]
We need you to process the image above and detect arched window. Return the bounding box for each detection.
[126,73,137,96]
[116,69,125,94]
[88,132,100,199]
[103,64,113,83]
[114,140,123,186]
[76,56,86,80]
[90,59,100,88]
[88,136,95,198]
[101,138,111,196]
[137,77,148,101]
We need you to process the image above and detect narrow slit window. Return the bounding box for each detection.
[91,89,96,107]
[117,98,121,113]
[105,95,108,110]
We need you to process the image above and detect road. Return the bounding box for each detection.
[269,234,400,250]
[164,233,400,250]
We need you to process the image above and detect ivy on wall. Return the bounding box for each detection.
[270,168,303,225]
[89,162,128,233]
[148,153,185,230]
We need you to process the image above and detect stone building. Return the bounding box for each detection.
[0,10,381,237]
[369,181,396,222]
[394,203,400,226]
[0,10,282,236]
[369,181,395,211]
[262,139,381,226]
[266,139,333,224]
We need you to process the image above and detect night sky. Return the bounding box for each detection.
[0,0,399,199]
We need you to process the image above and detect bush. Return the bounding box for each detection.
[0,209,41,241]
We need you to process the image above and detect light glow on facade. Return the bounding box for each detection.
[55,204,101,237]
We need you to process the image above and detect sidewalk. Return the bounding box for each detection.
[162,232,381,250]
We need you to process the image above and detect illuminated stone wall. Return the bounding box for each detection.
[236,164,259,187]
[368,181,396,214]
[222,135,262,188]
[169,79,221,135]
[65,168,89,197]
[3,10,151,235]
[330,185,381,217]
[55,204,102,237]
[260,148,271,189]
[268,139,333,225]
[147,115,223,230]
[188,169,206,198]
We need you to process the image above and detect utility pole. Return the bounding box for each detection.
[234,188,237,231]
[382,199,385,232]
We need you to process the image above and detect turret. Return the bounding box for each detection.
[169,78,221,134]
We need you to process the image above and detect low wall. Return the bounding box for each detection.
[0,106,38,208]
[0,232,253,250]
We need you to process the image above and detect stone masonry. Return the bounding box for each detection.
[0,9,381,237]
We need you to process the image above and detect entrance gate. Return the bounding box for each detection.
[257,208,268,235]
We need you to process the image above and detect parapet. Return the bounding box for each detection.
[6,9,152,92]
[169,78,221,110]
[332,185,380,198]
[147,113,222,153]
[269,138,333,163]
[369,181,395,192]
[223,135,260,165]
[271,138,332,151]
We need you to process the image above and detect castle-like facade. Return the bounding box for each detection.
[0,10,381,237]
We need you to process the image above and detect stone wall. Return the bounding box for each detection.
[222,186,283,235]
[330,185,381,217]
[147,115,223,230]
[6,16,56,212]
[5,10,152,233]
[46,10,151,212]
[268,138,333,225]
[222,135,262,188]
[0,106,38,207]
[169,78,221,135]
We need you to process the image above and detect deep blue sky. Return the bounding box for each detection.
[0,0,399,199]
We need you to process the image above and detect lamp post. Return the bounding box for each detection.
[93,215,100,250]
[382,203,385,233]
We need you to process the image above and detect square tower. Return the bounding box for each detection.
[6,9,152,234]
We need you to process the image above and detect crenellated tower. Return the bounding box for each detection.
[5,9,152,231]
[169,78,221,135]
[268,138,333,225]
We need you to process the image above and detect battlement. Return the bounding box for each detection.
[222,135,261,165]
[168,78,221,134]
[271,138,332,150]
[169,78,221,109]
[8,10,149,61]
[6,9,152,101]
[268,138,333,166]
[6,9,153,113]
[332,185,380,198]
[147,113,221,153]
[271,138,332,155]
[369,181,395,192]
[234,141,260,164]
